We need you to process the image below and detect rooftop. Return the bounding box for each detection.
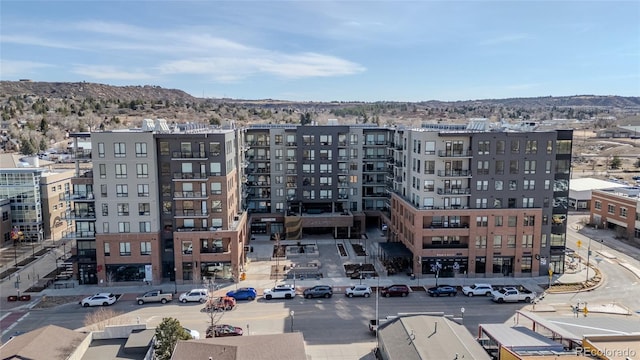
[569,178,627,192]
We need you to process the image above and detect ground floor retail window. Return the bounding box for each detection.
[79,264,97,285]
[492,256,513,276]
[105,264,146,282]
[422,257,468,277]
[182,262,193,281]
[201,261,231,280]
[475,257,486,273]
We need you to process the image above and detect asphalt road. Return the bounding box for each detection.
[2,291,525,344]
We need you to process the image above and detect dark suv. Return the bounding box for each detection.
[303,285,333,299]
[380,285,410,297]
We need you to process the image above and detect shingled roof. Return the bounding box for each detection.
[0,324,88,360]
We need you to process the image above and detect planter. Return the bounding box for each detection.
[7,295,18,302]
[19,295,31,301]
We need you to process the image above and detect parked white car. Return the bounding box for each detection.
[184,328,200,340]
[461,283,494,297]
[345,285,372,298]
[80,293,117,307]
[263,284,296,300]
[179,288,209,303]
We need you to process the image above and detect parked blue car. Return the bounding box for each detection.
[226,287,257,301]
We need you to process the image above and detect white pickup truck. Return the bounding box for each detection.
[491,287,536,303]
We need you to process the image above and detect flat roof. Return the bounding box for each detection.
[569,178,626,192]
[479,324,565,352]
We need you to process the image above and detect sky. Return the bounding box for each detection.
[1,1,639,102]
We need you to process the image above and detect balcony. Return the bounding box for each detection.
[171,151,207,159]
[437,149,472,157]
[422,243,469,249]
[67,211,96,220]
[174,191,208,199]
[286,157,297,162]
[437,170,471,177]
[424,222,469,229]
[436,188,471,195]
[175,210,209,217]
[247,141,270,147]
[247,181,271,187]
[247,168,271,174]
[60,193,94,201]
[173,172,210,180]
[61,231,95,240]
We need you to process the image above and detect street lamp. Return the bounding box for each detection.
[173,267,178,294]
[461,307,465,323]
[434,261,442,287]
[289,310,295,332]
[585,238,592,283]
[359,262,363,285]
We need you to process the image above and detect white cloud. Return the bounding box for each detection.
[158,52,365,81]
[72,65,154,80]
[0,60,53,77]
[478,34,530,46]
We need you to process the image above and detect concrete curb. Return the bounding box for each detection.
[545,265,604,295]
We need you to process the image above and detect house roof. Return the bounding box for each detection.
[569,177,626,192]
[378,315,490,360]
[0,324,88,360]
[170,333,306,360]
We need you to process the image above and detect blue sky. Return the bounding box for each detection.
[1,1,639,102]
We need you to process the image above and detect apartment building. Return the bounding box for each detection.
[591,187,640,239]
[65,120,248,286]
[244,124,393,240]
[1,198,11,246]
[0,154,73,245]
[386,124,572,277]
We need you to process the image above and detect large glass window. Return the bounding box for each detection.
[105,264,145,282]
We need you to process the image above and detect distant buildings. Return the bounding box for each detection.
[591,187,640,239]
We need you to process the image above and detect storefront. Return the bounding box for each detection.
[421,257,468,277]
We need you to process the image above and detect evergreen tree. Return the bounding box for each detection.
[610,156,622,170]
[154,317,192,360]
[20,138,36,155]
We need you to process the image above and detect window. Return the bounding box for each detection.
[508,198,517,208]
[139,203,150,215]
[115,164,127,178]
[594,200,602,210]
[99,164,106,179]
[118,222,130,233]
[541,234,548,248]
[476,180,488,191]
[556,159,570,174]
[423,180,434,191]
[509,180,518,190]
[210,182,222,195]
[495,160,504,175]
[507,235,516,248]
[521,256,532,273]
[495,180,503,191]
[98,143,105,158]
[524,215,535,226]
[493,235,502,248]
[496,140,505,154]
[320,164,332,173]
[607,204,615,214]
[544,179,551,190]
[101,184,108,197]
[475,236,487,249]
[524,160,536,174]
[210,162,221,175]
[546,140,553,154]
[557,140,572,154]
[523,198,534,208]
[424,161,435,174]
[302,164,315,174]
[140,241,151,255]
[136,164,149,178]
[320,177,332,186]
[424,141,436,155]
[117,203,129,216]
[320,190,332,199]
[119,242,131,256]
[114,143,126,157]
[478,140,490,155]
[209,142,221,156]
[211,200,222,212]
[476,216,488,227]
[620,207,627,217]
[525,140,537,154]
[522,234,533,248]
[477,160,489,175]
[523,180,535,190]
[510,140,520,153]
[303,135,315,145]
[116,185,128,197]
[138,184,149,197]
[303,150,315,160]
[319,135,332,145]
[139,222,151,233]
[495,216,503,226]
[104,243,110,256]
[159,142,170,156]
[508,216,517,227]
[509,160,519,174]
[135,142,147,157]
[475,198,488,208]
